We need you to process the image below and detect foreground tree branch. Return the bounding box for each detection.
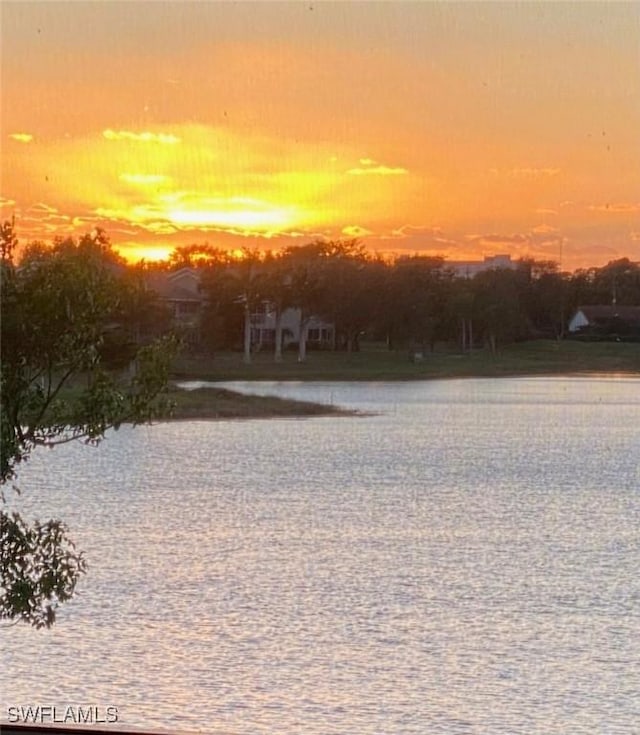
[1,225,178,627]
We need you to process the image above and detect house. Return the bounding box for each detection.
[145,267,335,351]
[446,254,516,278]
[250,304,334,350]
[568,305,640,338]
[146,267,206,344]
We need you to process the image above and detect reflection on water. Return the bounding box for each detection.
[3,378,640,734]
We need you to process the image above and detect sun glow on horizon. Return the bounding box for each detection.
[103,129,181,145]
[162,195,302,232]
[119,173,170,186]
[9,133,34,143]
[5,122,418,248]
[3,0,639,272]
[166,206,296,231]
[113,243,174,263]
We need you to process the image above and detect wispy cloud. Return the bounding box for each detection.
[11,202,76,238]
[466,233,529,244]
[72,214,111,228]
[29,202,59,214]
[531,224,559,234]
[9,133,33,143]
[119,173,170,186]
[384,224,443,240]
[347,165,408,176]
[347,157,408,176]
[95,192,299,235]
[372,224,461,256]
[535,208,558,216]
[588,202,640,213]
[490,167,560,178]
[103,129,181,145]
[342,225,373,238]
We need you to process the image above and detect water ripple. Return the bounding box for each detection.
[3,378,640,734]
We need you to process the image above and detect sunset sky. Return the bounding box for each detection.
[2,1,639,270]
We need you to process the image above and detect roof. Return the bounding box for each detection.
[576,305,640,324]
[145,269,203,303]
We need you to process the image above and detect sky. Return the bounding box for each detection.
[1,1,639,270]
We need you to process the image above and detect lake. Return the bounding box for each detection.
[2,377,640,734]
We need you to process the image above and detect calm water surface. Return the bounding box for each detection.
[3,377,640,734]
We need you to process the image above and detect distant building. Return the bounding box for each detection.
[446,254,516,278]
[146,267,206,344]
[568,305,640,335]
[250,304,334,350]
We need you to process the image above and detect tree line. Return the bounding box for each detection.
[147,240,640,359]
[7,232,640,364]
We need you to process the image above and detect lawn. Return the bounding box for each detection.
[172,340,640,382]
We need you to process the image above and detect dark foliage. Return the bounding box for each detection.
[1,225,177,627]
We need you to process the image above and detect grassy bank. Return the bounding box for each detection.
[167,385,353,420]
[172,340,640,382]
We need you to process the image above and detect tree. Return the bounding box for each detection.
[316,240,381,353]
[445,277,475,352]
[387,256,448,354]
[198,248,265,362]
[592,258,640,306]
[0,217,17,262]
[281,242,328,362]
[168,243,229,270]
[231,249,265,364]
[472,267,527,353]
[258,252,294,362]
[516,259,568,340]
[1,225,177,628]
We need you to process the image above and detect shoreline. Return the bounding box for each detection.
[165,340,639,420]
[165,385,359,422]
[165,367,639,422]
[176,368,640,384]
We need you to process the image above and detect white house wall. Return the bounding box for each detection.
[251,307,334,345]
[568,310,589,332]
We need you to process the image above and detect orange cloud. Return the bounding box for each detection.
[385,224,444,240]
[103,129,181,144]
[29,202,60,214]
[119,173,170,186]
[490,167,561,178]
[342,225,373,237]
[6,123,419,247]
[347,165,408,176]
[588,203,640,213]
[164,196,298,232]
[532,224,560,234]
[9,133,33,143]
